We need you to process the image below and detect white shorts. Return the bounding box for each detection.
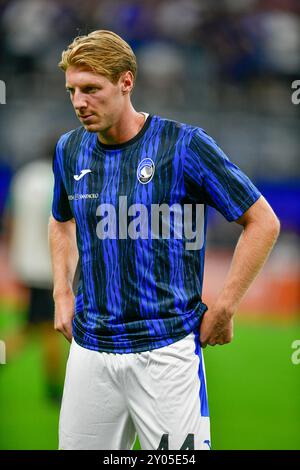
[59,332,211,450]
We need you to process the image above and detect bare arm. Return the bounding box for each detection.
[48,215,78,342]
[200,196,280,348]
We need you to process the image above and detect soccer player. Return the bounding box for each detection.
[49,30,280,450]
[7,157,63,402]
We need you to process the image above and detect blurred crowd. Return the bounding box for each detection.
[1,0,300,79]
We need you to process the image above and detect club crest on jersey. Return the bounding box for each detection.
[137,158,155,184]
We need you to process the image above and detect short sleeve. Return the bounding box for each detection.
[52,143,73,222]
[184,129,261,221]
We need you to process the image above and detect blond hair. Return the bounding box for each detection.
[59,30,137,84]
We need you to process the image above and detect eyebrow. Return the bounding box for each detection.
[65,83,101,90]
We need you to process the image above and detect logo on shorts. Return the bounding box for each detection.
[203,439,211,449]
[137,158,155,184]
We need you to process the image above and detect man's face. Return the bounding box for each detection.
[65,65,129,133]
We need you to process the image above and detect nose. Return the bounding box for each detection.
[72,90,88,111]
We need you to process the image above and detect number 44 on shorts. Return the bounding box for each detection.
[157,433,211,450]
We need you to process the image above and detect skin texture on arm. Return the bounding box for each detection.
[48,215,79,342]
[200,195,280,348]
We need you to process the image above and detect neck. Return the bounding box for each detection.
[97,105,145,146]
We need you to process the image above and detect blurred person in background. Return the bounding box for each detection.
[49,30,280,450]
[5,153,63,402]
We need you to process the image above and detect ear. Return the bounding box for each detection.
[120,71,134,94]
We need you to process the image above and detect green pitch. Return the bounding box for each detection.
[0,304,299,450]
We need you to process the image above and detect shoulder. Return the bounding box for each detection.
[55,126,87,153]
[153,114,195,135]
[152,115,214,147]
[188,127,219,151]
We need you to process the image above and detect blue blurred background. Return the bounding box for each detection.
[0,0,299,450]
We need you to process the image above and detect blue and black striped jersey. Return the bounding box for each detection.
[52,114,261,353]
